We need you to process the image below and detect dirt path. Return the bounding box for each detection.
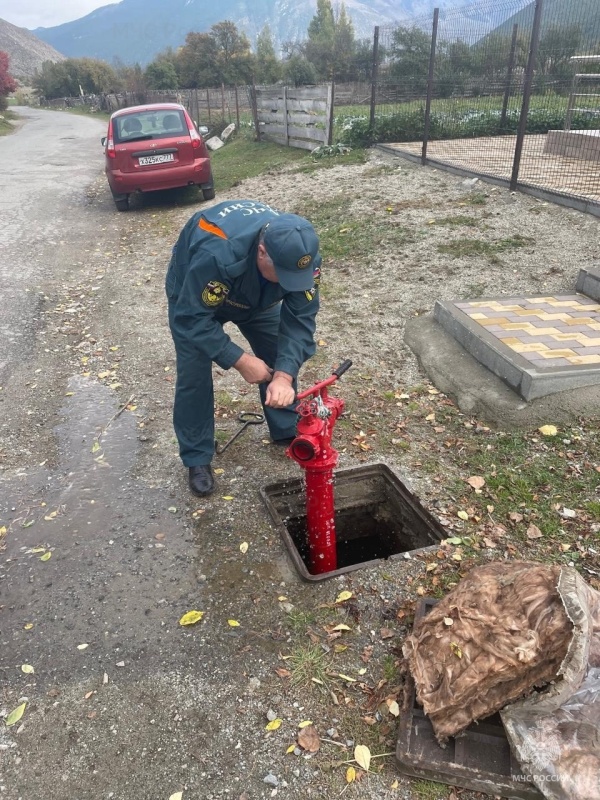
[1,143,599,800]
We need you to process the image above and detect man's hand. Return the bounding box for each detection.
[265,372,295,408]
[234,353,273,384]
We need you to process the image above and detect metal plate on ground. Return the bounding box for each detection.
[396,599,544,800]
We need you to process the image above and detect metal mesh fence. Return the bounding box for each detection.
[372,0,600,212]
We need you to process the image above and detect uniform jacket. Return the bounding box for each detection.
[166,200,321,377]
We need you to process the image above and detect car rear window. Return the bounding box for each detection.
[113,110,187,143]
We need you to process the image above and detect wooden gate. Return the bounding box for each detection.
[251,85,334,151]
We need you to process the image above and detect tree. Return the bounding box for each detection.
[305,0,336,79]
[255,24,281,85]
[211,21,254,85]
[0,51,17,110]
[388,25,431,94]
[332,4,356,82]
[145,60,179,89]
[283,55,317,87]
[537,25,582,86]
[176,32,220,88]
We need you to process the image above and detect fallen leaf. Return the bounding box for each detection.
[84,691,94,700]
[526,524,543,540]
[297,724,320,752]
[239,542,249,554]
[222,496,234,501]
[21,664,34,674]
[275,667,291,678]
[77,643,89,650]
[331,624,351,632]
[354,744,371,771]
[169,793,183,800]
[335,591,353,604]
[391,779,399,789]
[380,628,394,639]
[338,673,357,683]
[286,744,296,754]
[457,510,469,520]
[5,703,26,727]
[91,441,101,453]
[443,617,454,626]
[298,720,313,728]
[446,536,463,545]
[40,551,52,561]
[179,610,204,626]
[386,699,400,716]
[227,619,240,627]
[213,468,225,475]
[450,641,463,658]
[346,766,356,783]
[538,425,558,436]
[467,476,485,489]
[24,623,34,630]
[265,718,282,731]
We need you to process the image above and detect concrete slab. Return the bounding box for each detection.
[431,292,600,401]
[404,315,600,429]
[544,129,600,163]
[576,266,600,301]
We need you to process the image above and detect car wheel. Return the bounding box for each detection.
[114,197,129,212]
[202,187,216,201]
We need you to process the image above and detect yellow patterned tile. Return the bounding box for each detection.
[568,355,600,365]
[499,337,522,346]
[532,312,573,321]
[526,297,556,303]
[564,317,596,326]
[476,317,510,326]
[510,343,551,353]
[539,349,577,358]
[469,313,489,320]
[503,322,537,330]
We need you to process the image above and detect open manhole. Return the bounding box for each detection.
[260,462,447,582]
[396,599,544,799]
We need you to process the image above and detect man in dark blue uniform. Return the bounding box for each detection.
[165,200,321,497]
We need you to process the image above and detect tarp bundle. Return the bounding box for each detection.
[402,561,572,742]
[403,560,600,800]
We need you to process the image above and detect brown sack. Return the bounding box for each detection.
[402,561,573,742]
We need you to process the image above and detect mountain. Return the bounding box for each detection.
[493,0,600,48]
[0,17,65,81]
[31,0,471,66]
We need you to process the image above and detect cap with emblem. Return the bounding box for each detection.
[262,214,320,291]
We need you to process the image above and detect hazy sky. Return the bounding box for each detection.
[0,0,112,30]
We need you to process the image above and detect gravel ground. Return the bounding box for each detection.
[1,145,599,800]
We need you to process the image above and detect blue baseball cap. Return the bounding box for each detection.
[263,214,319,291]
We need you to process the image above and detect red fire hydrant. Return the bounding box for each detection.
[286,360,352,575]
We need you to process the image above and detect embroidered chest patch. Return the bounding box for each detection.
[202,281,229,307]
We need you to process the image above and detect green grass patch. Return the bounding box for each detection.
[0,110,18,136]
[287,643,331,688]
[290,146,368,174]
[297,194,414,262]
[433,215,479,227]
[411,779,448,800]
[437,233,534,263]
[448,424,600,554]
[210,131,309,192]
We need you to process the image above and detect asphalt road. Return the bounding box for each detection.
[0,106,106,382]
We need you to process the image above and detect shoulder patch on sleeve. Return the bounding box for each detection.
[202,281,229,307]
[304,264,321,302]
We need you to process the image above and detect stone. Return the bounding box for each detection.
[205,136,224,151]
[221,123,236,141]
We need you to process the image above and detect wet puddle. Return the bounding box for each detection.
[0,377,202,683]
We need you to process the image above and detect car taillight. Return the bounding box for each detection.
[184,110,203,150]
[106,120,116,159]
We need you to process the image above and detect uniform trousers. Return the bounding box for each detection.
[168,302,298,466]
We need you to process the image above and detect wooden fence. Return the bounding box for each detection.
[251,85,333,151]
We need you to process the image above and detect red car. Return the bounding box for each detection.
[101,102,215,211]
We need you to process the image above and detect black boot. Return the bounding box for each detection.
[188,465,214,497]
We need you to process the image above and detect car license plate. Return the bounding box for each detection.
[138,153,175,166]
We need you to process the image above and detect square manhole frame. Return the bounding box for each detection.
[259,462,448,583]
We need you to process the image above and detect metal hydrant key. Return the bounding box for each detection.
[215,411,265,455]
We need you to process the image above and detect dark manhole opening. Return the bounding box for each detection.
[260,462,447,582]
